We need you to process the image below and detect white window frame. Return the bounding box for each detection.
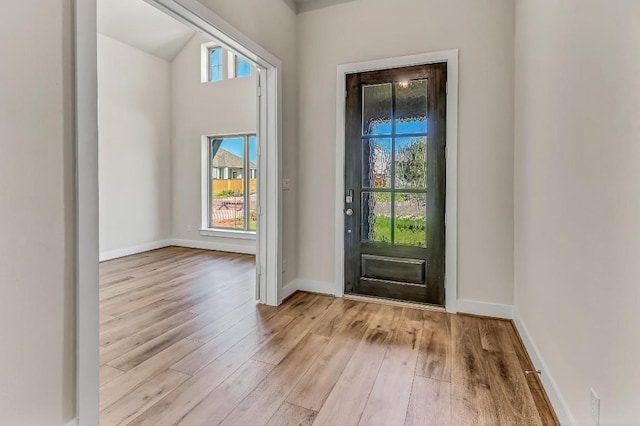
[227,50,253,79]
[201,133,257,237]
[201,41,226,83]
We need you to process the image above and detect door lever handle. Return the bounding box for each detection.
[345,208,354,216]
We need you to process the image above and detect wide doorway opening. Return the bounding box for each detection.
[75,0,283,423]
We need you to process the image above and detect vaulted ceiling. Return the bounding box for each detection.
[97,0,359,61]
[97,0,195,61]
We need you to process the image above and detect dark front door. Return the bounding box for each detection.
[344,63,447,306]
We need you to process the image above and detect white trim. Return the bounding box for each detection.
[280,279,339,303]
[100,238,257,263]
[65,419,79,426]
[76,0,282,423]
[99,240,173,262]
[334,50,459,312]
[199,228,257,240]
[297,279,339,296]
[513,307,575,426]
[201,136,210,230]
[280,280,299,303]
[171,238,256,255]
[456,299,514,320]
[75,0,100,424]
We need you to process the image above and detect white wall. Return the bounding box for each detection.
[297,0,516,304]
[98,34,172,254]
[171,34,257,251]
[514,0,640,424]
[0,0,76,423]
[195,0,299,283]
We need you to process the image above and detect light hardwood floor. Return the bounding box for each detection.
[99,247,558,425]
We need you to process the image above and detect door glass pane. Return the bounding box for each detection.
[248,136,257,230]
[361,192,391,243]
[211,137,245,229]
[362,83,392,135]
[362,139,391,188]
[395,137,427,189]
[394,193,426,247]
[395,79,428,134]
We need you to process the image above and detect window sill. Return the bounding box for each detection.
[199,228,256,240]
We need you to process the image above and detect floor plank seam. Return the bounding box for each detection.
[414,372,451,383]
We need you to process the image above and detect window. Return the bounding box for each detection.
[202,43,253,83]
[235,55,252,78]
[208,47,223,82]
[207,135,257,231]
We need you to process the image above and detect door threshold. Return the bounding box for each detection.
[343,293,445,312]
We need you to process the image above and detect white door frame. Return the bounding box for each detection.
[74,0,283,423]
[334,50,459,313]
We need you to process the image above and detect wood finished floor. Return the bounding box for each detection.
[99,247,558,425]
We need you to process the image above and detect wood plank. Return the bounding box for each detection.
[106,308,229,371]
[479,318,515,354]
[251,312,327,365]
[220,333,331,425]
[276,292,319,317]
[172,312,295,375]
[100,311,117,325]
[359,308,423,425]
[99,365,124,387]
[526,374,561,426]
[416,310,451,381]
[100,368,190,425]
[128,314,296,425]
[100,337,203,410]
[505,321,559,424]
[364,302,400,332]
[266,402,317,426]
[287,300,371,411]
[405,375,451,426]
[187,299,274,343]
[100,299,181,347]
[309,298,365,338]
[170,360,274,425]
[450,315,499,426]
[100,310,198,366]
[485,350,542,425]
[313,327,391,426]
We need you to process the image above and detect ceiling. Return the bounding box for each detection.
[284,0,357,14]
[97,0,358,59]
[97,0,195,61]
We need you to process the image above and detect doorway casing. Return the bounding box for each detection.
[334,50,459,313]
[74,0,283,423]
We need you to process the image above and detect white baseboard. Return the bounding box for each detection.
[99,240,172,261]
[65,418,78,426]
[99,237,256,261]
[297,279,339,296]
[280,280,299,303]
[170,238,256,255]
[281,279,338,303]
[512,307,575,426]
[456,299,514,319]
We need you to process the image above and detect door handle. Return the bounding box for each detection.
[345,208,354,216]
